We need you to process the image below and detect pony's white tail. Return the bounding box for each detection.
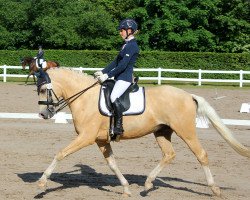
[192,94,250,158]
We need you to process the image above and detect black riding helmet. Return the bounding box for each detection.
[118,19,138,38]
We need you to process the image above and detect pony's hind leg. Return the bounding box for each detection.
[97,141,131,197]
[145,127,176,192]
[175,123,221,196]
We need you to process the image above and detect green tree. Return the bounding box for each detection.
[137,0,250,52]
[210,0,250,52]
[0,0,249,52]
[0,0,31,49]
[28,0,119,50]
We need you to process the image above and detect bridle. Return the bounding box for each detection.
[20,59,27,69]
[21,57,35,71]
[37,70,99,115]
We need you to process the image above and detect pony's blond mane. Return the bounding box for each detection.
[47,67,95,84]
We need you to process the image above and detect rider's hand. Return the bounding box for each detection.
[94,71,103,78]
[97,74,108,83]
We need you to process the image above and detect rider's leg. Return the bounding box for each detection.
[38,59,43,68]
[38,59,41,68]
[110,80,131,135]
[112,98,124,134]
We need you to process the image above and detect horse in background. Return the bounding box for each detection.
[21,56,60,85]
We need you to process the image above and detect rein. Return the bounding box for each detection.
[55,81,99,113]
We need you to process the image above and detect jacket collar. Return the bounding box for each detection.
[125,36,135,43]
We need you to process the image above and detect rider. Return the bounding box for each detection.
[94,18,140,136]
[35,45,45,68]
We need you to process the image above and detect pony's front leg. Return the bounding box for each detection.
[38,134,95,189]
[38,157,57,188]
[32,74,37,84]
[25,74,31,85]
[97,141,131,197]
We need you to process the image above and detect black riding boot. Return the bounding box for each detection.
[112,99,124,135]
[38,59,43,68]
[38,62,42,68]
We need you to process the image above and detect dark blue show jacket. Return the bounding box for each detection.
[102,38,139,83]
[37,50,44,59]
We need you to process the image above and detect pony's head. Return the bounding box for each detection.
[20,57,26,70]
[36,69,61,119]
[36,68,98,119]
[20,57,34,70]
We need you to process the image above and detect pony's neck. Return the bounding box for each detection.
[49,69,97,100]
[24,57,34,64]
[49,69,100,123]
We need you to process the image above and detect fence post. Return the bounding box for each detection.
[3,65,7,82]
[198,69,202,86]
[158,67,162,85]
[239,70,243,87]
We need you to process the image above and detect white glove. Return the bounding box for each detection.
[94,71,103,78]
[98,73,108,83]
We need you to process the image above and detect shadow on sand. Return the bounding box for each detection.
[17,164,233,198]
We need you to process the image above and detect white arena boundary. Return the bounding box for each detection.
[0,112,72,124]
[0,112,250,127]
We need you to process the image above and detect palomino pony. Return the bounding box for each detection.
[21,56,60,85]
[36,68,249,197]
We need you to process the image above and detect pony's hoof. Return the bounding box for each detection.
[37,179,47,189]
[211,185,221,197]
[122,187,131,197]
[122,192,131,198]
[144,182,153,191]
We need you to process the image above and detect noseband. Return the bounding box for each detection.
[36,69,98,114]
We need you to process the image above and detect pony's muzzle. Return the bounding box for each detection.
[39,108,55,119]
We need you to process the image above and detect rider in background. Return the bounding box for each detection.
[94,18,140,136]
[34,45,44,68]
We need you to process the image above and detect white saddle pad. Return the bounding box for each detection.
[99,87,146,116]
[36,59,47,69]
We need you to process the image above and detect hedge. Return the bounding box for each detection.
[0,50,250,79]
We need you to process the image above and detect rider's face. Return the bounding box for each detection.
[119,29,132,39]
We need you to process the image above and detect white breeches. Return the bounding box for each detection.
[38,59,44,64]
[110,80,131,103]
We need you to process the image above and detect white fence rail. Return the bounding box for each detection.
[1,65,250,87]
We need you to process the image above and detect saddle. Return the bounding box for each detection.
[98,78,145,116]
